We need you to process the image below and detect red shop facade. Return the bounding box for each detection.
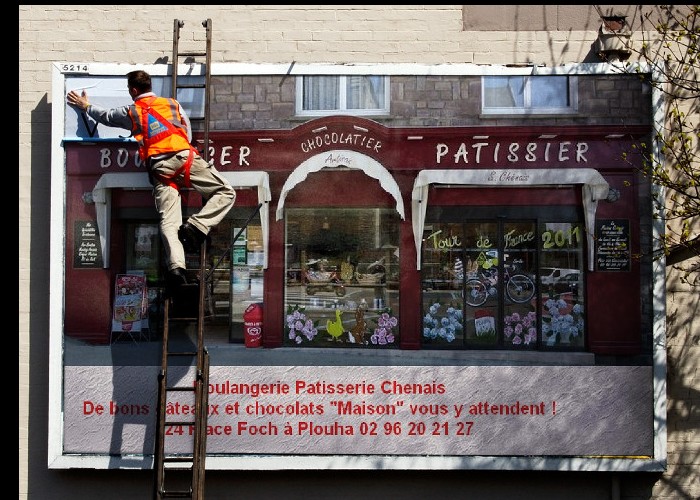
[63,116,651,357]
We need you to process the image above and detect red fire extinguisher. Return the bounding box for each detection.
[243,303,263,348]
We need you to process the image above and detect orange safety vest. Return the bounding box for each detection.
[129,96,197,189]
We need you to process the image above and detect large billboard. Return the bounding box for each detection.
[49,62,666,471]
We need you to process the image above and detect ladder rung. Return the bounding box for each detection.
[164,456,194,463]
[177,50,207,57]
[166,387,196,392]
[163,463,194,470]
[164,420,196,427]
[167,351,198,357]
[176,83,207,90]
[165,319,215,324]
[166,387,196,393]
[160,490,193,498]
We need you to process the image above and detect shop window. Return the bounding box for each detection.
[124,222,164,335]
[211,215,264,343]
[296,75,390,116]
[284,208,400,347]
[421,219,585,350]
[482,75,578,115]
[538,221,585,348]
[124,213,265,343]
[125,222,162,285]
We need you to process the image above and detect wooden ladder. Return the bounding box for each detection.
[153,18,212,500]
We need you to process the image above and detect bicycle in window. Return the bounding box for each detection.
[464,265,535,307]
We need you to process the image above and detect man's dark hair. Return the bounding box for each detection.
[127,70,152,94]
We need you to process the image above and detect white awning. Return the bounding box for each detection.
[275,150,405,221]
[92,171,271,268]
[411,168,610,271]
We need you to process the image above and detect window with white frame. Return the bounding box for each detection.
[296,75,390,116]
[482,75,578,115]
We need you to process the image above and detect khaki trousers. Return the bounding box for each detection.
[151,150,236,270]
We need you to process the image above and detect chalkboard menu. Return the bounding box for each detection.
[595,219,630,271]
[73,220,103,268]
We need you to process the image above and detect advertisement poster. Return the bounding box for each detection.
[111,274,148,335]
[52,70,663,473]
[62,363,653,458]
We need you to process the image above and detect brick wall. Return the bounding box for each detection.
[207,74,651,130]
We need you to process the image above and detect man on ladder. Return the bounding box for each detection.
[67,69,236,291]
[71,22,227,499]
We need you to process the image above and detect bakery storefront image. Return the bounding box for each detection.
[55,110,658,469]
[63,116,649,356]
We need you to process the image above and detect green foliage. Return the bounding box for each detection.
[619,6,699,286]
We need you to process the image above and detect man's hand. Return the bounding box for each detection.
[66,90,90,111]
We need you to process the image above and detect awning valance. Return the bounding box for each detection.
[275,150,405,221]
[92,171,271,268]
[411,168,610,271]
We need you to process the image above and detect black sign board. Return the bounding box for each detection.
[73,220,103,268]
[596,219,630,271]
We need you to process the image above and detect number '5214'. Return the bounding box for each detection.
[61,63,89,73]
